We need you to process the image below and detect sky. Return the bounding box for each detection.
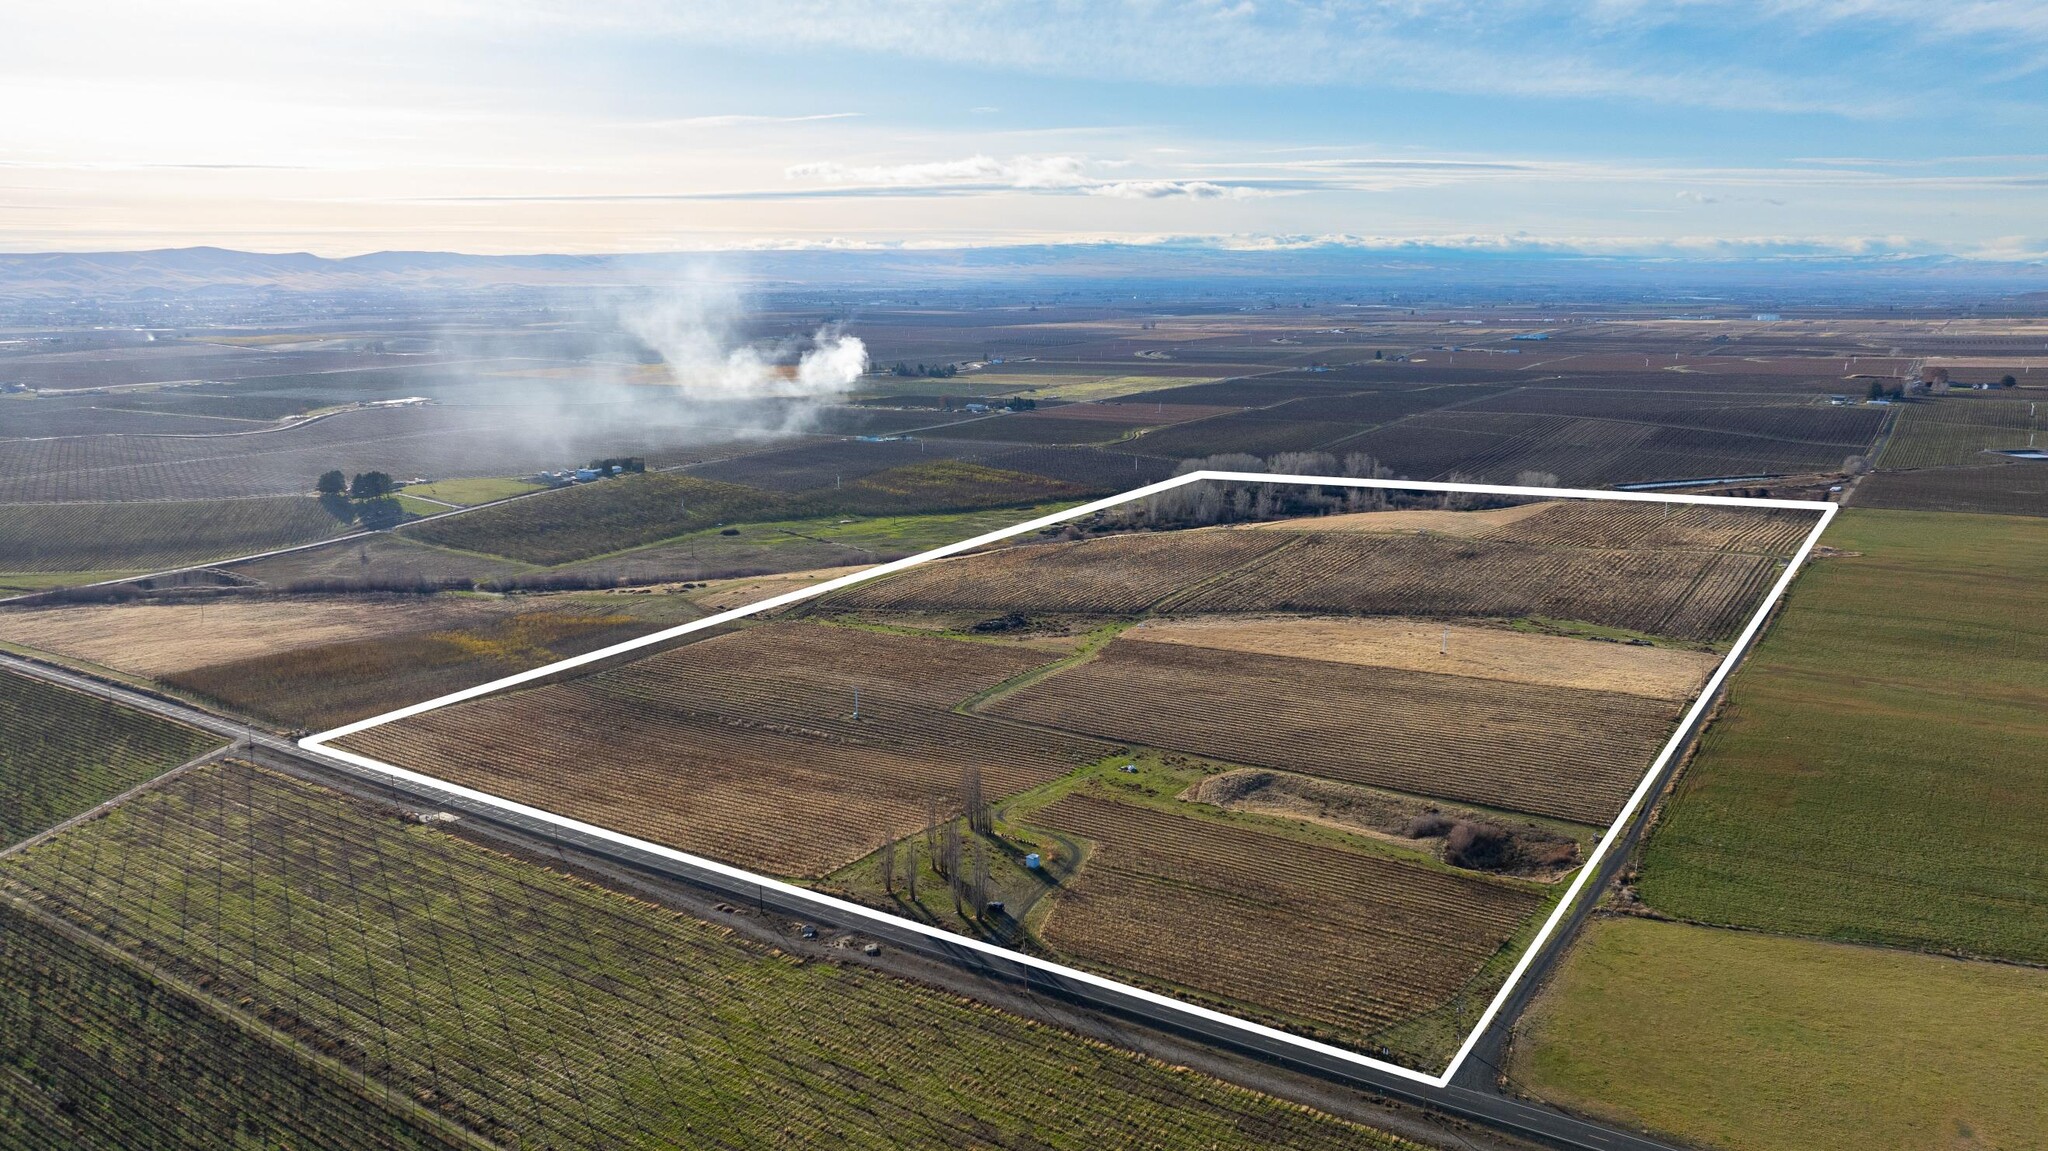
[2,0,2045,258]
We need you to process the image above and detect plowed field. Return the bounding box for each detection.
[339,622,1114,876]
[1030,792,1543,1039]
[989,639,1679,823]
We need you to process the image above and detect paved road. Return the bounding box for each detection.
[0,648,1694,1151]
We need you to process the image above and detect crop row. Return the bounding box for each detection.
[0,495,352,573]
[0,901,464,1151]
[0,669,221,847]
[1875,398,2041,470]
[1029,792,1542,1039]
[1175,532,1778,642]
[836,530,1291,614]
[341,624,1114,876]
[0,761,1412,1151]
[1484,501,1819,557]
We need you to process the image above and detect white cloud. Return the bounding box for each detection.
[661,112,862,127]
[1082,180,1272,200]
[786,154,1088,188]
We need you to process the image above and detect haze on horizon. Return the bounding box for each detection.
[3,1,2045,261]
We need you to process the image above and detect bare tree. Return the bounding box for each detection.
[924,793,940,860]
[944,823,964,915]
[962,764,990,837]
[905,840,918,901]
[879,831,897,895]
[970,839,990,919]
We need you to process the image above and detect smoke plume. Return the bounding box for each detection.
[622,280,866,400]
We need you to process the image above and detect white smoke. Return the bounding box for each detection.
[621,279,867,401]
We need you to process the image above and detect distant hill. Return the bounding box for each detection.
[0,244,2042,302]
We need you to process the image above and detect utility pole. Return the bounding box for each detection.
[1440,627,1449,656]
[852,687,860,720]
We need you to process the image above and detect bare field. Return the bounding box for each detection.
[0,596,516,677]
[835,529,1292,615]
[683,564,875,611]
[338,622,1115,876]
[1244,504,1553,535]
[1125,615,1716,700]
[1480,501,1819,556]
[1030,791,1543,1041]
[989,638,1678,824]
[1179,532,1780,643]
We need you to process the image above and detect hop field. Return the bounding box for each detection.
[0,496,353,575]
[0,668,221,848]
[0,761,1419,1151]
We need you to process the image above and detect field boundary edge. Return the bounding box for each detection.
[301,470,1838,1090]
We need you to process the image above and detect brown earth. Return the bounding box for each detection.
[1125,614,1715,701]
[0,595,517,677]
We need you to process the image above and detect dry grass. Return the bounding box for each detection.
[0,596,516,677]
[989,638,1678,824]
[338,622,1114,876]
[1126,615,1715,701]
[682,564,874,612]
[1244,503,1555,535]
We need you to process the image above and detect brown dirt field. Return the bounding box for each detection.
[1125,615,1716,701]
[337,621,1116,877]
[1479,501,1819,556]
[1028,791,1542,1041]
[0,596,516,676]
[1242,503,1556,535]
[1035,401,1242,425]
[988,639,1679,824]
[1175,532,1778,643]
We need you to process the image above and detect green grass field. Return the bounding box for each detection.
[0,668,222,848]
[399,476,545,505]
[1511,917,2048,1151]
[1636,509,2048,962]
[0,760,1420,1151]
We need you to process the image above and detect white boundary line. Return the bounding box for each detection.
[303,471,1837,1088]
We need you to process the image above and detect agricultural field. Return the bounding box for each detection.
[0,595,522,678]
[1175,532,1780,643]
[397,475,544,505]
[0,668,221,847]
[986,637,1680,824]
[1477,500,1819,556]
[338,621,1117,876]
[1634,510,2048,963]
[1026,790,1544,1046]
[164,604,681,731]
[403,463,1084,566]
[329,495,1806,1067]
[1124,615,1717,699]
[1510,918,2048,1151]
[833,529,1296,615]
[846,521,1790,644]
[1872,395,2040,469]
[0,761,1423,1151]
[0,496,355,582]
[1855,460,2048,517]
[0,902,469,1151]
